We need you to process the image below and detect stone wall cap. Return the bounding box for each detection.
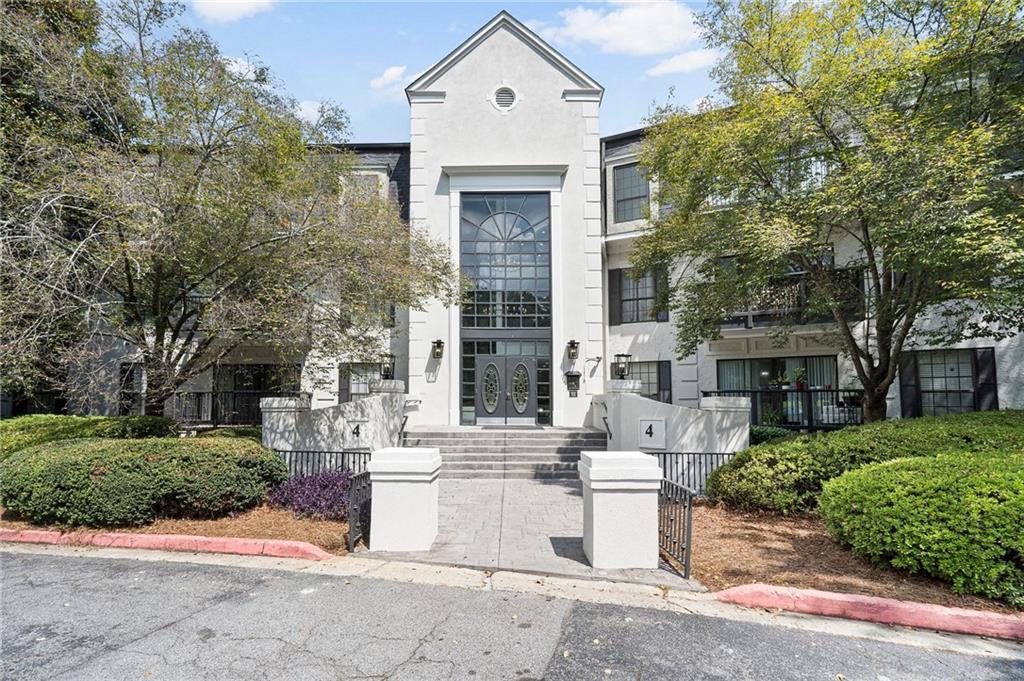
[581,451,659,469]
[367,447,441,476]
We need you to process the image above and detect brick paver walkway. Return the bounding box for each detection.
[364,478,700,589]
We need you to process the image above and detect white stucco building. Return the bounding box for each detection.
[18,11,1018,431]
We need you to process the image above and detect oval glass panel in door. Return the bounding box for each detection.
[511,363,530,414]
[482,363,500,414]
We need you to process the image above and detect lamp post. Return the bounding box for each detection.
[613,353,632,380]
[379,353,396,380]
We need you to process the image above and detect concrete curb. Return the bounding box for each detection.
[716,583,1024,641]
[0,528,332,561]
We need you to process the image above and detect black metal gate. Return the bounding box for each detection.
[658,479,695,578]
[347,471,372,551]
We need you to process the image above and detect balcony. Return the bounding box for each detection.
[721,269,864,330]
[172,391,301,427]
[703,388,864,431]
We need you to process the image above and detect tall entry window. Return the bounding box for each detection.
[460,193,551,329]
[460,193,552,425]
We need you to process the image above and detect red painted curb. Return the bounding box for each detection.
[0,528,332,561]
[716,583,1024,641]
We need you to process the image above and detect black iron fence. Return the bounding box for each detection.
[173,391,301,427]
[347,470,372,551]
[658,479,696,579]
[653,453,733,496]
[703,389,863,431]
[274,450,372,478]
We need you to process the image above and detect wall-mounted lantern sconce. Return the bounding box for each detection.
[566,339,580,361]
[613,353,632,380]
[431,339,445,360]
[565,370,581,397]
[379,353,396,380]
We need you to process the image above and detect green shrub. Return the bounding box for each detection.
[706,410,1024,513]
[0,437,288,527]
[196,426,262,441]
[749,425,793,446]
[820,452,1024,606]
[0,414,177,461]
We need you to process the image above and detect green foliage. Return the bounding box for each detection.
[749,425,793,446]
[2,0,459,411]
[820,453,1024,606]
[0,437,288,526]
[706,411,1024,513]
[637,0,1024,418]
[196,426,262,442]
[0,414,176,461]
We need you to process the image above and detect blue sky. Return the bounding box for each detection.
[186,1,718,142]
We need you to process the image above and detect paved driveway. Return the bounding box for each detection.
[4,550,1022,681]
[366,478,695,588]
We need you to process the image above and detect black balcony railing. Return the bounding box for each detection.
[722,269,864,329]
[703,389,863,431]
[172,391,301,426]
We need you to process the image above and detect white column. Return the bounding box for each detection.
[579,451,661,569]
[259,395,310,451]
[367,447,441,551]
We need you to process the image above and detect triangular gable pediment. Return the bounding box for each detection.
[406,11,603,102]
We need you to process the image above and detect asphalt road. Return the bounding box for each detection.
[3,550,1022,680]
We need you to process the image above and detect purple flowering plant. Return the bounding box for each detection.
[268,469,352,521]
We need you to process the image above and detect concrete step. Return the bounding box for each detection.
[440,469,580,480]
[403,436,606,446]
[442,460,579,470]
[404,429,606,439]
[403,444,602,455]
[440,453,582,462]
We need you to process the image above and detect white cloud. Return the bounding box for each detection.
[370,65,407,91]
[295,100,322,125]
[647,48,719,76]
[193,1,275,23]
[531,1,698,56]
[223,57,255,78]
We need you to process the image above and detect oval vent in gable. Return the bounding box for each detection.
[494,86,516,110]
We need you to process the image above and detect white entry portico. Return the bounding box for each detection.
[404,11,605,428]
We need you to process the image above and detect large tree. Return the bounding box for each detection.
[635,0,1024,420]
[1,0,458,415]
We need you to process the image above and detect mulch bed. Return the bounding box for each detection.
[1,506,349,556]
[690,502,1015,614]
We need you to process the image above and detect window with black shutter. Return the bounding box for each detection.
[609,267,668,324]
[899,348,998,417]
[612,163,649,223]
[632,360,672,404]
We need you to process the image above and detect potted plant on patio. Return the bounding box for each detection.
[793,367,808,390]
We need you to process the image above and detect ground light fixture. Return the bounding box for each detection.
[432,339,445,360]
[613,353,632,380]
[566,339,580,361]
[379,353,396,380]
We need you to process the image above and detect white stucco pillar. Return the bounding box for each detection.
[259,394,311,451]
[367,447,441,551]
[580,451,661,569]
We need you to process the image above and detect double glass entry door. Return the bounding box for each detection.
[474,356,538,426]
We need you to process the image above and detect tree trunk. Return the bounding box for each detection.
[143,390,167,417]
[142,358,172,417]
[862,389,889,423]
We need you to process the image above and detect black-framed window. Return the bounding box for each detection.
[613,163,649,223]
[899,348,998,418]
[608,268,668,324]
[631,360,672,403]
[460,193,551,329]
[339,363,379,403]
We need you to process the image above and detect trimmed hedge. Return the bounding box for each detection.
[0,414,177,461]
[749,425,793,446]
[706,410,1024,514]
[196,426,262,442]
[0,437,288,527]
[820,452,1024,606]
